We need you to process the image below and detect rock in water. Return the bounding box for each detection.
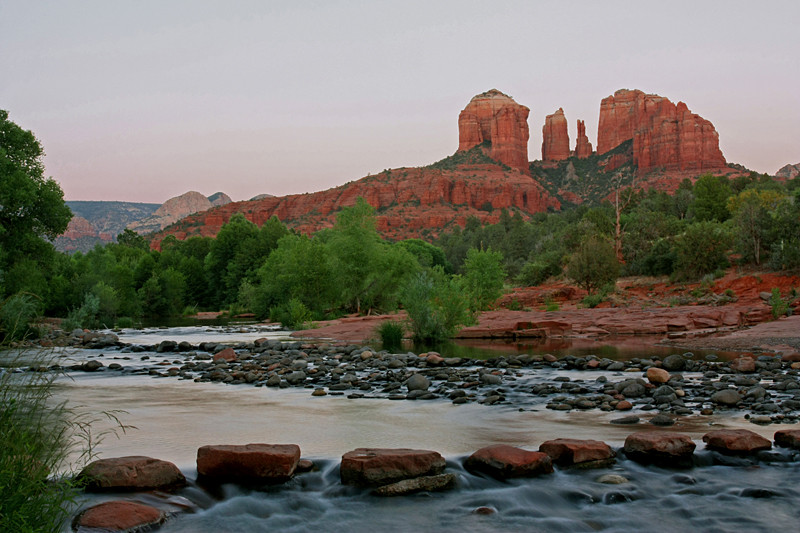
[340,448,446,487]
[464,444,553,479]
[702,429,772,454]
[196,443,301,483]
[79,456,186,491]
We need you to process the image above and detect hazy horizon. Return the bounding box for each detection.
[2,0,798,203]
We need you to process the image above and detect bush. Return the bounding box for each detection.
[0,348,130,531]
[270,297,313,330]
[769,288,789,318]
[0,293,40,341]
[567,237,619,294]
[376,320,404,350]
[401,268,473,343]
[515,251,562,286]
[673,221,731,281]
[115,317,134,329]
[462,248,505,312]
[62,293,100,331]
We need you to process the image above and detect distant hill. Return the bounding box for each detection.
[55,192,231,253]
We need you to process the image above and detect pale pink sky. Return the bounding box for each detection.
[2,0,798,203]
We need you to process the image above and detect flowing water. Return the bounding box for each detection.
[7,326,797,532]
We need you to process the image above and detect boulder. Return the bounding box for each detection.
[624,431,696,466]
[646,367,671,384]
[661,354,685,371]
[774,429,800,449]
[196,444,300,483]
[373,473,456,496]
[542,108,570,162]
[711,389,742,406]
[458,89,530,173]
[729,357,756,373]
[464,444,553,479]
[79,456,186,491]
[340,448,445,487]
[74,500,164,532]
[538,438,615,468]
[213,347,237,362]
[406,373,431,391]
[702,429,772,454]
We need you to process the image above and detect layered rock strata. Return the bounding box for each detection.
[597,89,727,173]
[541,108,570,162]
[458,89,530,173]
[574,119,593,159]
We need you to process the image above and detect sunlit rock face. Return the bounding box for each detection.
[597,89,727,173]
[458,89,530,173]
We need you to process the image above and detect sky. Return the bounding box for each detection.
[1,0,798,203]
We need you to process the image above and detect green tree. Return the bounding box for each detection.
[401,267,473,343]
[116,229,149,251]
[726,189,787,265]
[567,237,620,294]
[0,110,72,302]
[690,174,732,222]
[462,248,506,311]
[673,221,731,280]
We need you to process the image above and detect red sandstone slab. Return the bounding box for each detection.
[196,443,300,483]
[538,438,615,467]
[464,444,553,479]
[774,429,800,449]
[702,429,771,454]
[340,448,445,487]
[79,456,186,491]
[624,432,696,466]
[76,500,164,531]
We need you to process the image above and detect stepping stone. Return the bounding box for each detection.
[196,443,300,483]
[464,444,553,479]
[340,448,445,487]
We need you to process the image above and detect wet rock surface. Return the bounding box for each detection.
[47,330,800,428]
[196,443,301,483]
[340,448,446,487]
[79,456,186,492]
[464,444,554,479]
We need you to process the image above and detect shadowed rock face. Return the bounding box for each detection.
[542,108,570,162]
[458,89,530,173]
[597,89,727,173]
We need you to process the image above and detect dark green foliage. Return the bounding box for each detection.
[515,250,563,286]
[0,293,40,341]
[567,237,620,294]
[116,228,149,250]
[462,248,506,311]
[401,268,473,343]
[673,221,732,280]
[396,239,451,272]
[376,320,404,349]
[690,174,732,222]
[427,142,506,170]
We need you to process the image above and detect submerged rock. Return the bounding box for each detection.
[73,500,164,532]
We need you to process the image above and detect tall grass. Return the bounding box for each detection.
[1,302,131,532]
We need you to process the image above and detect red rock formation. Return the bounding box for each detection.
[574,119,593,159]
[151,164,560,246]
[458,89,530,173]
[597,89,727,173]
[129,191,231,234]
[541,108,570,162]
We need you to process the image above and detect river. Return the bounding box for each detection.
[16,326,800,532]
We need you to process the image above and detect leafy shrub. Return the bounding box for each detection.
[270,297,313,329]
[769,288,789,318]
[62,293,100,331]
[515,251,563,286]
[462,248,506,312]
[673,222,731,281]
[401,268,473,343]
[0,293,40,341]
[376,320,404,350]
[567,237,620,294]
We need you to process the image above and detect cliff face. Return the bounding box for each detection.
[597,89,727,174]
[152,163,560,246]
[541,108,570,162]
[574,119,593,159]
[458,89,530,173]
[776,163,800,179]
[128,191,232,234]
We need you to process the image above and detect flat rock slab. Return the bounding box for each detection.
[340,448,445,487]
[774,429,800,449]
[79,456,186,491]
[197,444,300,483]
[464,444,553,479]
[702,429,772,454]
[373,473,457,496]
[624,432,696,467]
[74,500,164,532]
[539,438,615,468]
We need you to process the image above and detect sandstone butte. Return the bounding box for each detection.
[596,89,727,174]
[457,89,530,173]
[541,108,570,162]
[129,190,232,234]
[574,119,593,159]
